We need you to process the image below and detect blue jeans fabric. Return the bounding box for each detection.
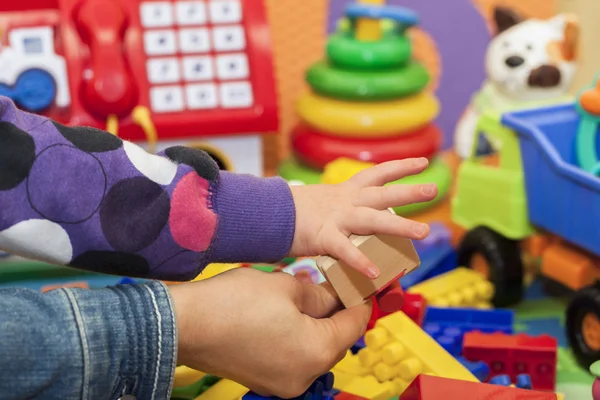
[0,281,177,399]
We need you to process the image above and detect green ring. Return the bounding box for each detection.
[278,157,452,216]
[278,157,322,185]
[306,61,430,101]
[326,33,412,70]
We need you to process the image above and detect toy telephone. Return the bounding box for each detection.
[0,0,277,151]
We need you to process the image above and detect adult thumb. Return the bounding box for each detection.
[325,300,373,351]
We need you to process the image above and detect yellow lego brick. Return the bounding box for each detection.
[173,366,206,388]
[407,267,494,308]
[194,379,248,400]
[334,350,371,376]
[192,263,242,281]
[321,158,375,185]
[357,311,478,397]
[330,368,359,391]
[342,375,394,400]
[556,393,564,400]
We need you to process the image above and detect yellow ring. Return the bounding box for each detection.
[297,91,440,137]
[186,141,234,171]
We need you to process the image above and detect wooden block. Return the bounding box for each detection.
[316,234,420,308]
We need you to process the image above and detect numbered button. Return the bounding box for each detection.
[216,53,248,80]
[178,28,211,53]
[208,0,242,24]
[175,1,207,25]
[220,82,253,108]
[150,86,185,113]
[144,30,177,55]
[182,56,214,81]
[186,84,218,109]
[212,26,245,51]
[147,58,181,84]
[140,2,174,28]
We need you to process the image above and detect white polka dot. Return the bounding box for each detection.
[124,141,178,185]
[0,219,73,265]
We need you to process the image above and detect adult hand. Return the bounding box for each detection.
[169,267,372,398]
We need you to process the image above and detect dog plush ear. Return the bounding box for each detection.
[493,7,523,34]
[546,14,580,62]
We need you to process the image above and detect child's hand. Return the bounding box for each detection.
[170,267,371,398]
[289,158,438,278]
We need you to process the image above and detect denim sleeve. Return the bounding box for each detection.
[0,281,177,400]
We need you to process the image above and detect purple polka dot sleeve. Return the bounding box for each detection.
[0,96,296,280]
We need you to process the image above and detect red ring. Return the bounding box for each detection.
[291,123,442,169]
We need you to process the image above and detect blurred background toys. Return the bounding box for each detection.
[453,8,579,159]
[278,1,452,216]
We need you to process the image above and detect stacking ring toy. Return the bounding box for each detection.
[278,158,322,185]
[291,123,442,169]
[345,4,419,28]
[297,91,440,138]
[306,61,429,101]
[326,33,412,70]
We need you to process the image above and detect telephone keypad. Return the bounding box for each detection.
[186,84,219,109]
[175,1,208,26]
[208,1,242,24]
[143,30,178,56]
[140,0,253,112]
[150,86,185,112]
[140,2,174,28]
[147,58,181,84]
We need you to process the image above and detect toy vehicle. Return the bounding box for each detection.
[0,26,70,112]
[452,97,600,369]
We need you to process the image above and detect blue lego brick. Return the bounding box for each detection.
[243,372,335,400]
[516,374,533,390]
[457,356,490,382]
[400,243,457,289]
[412,223,451,254]
[117,277,138,285]
[350,337,366,354]
[423,307,514,356]
[490,375,512,386]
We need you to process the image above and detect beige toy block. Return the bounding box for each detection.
[316,234,420,308]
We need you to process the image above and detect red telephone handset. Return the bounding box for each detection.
[74,0,138,119]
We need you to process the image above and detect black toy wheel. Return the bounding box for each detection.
[566,284,600,369]
[457,226,524,307]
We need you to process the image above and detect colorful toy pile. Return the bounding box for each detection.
[278,1,452,215]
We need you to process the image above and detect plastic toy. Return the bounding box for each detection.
[423,307,514,356]
[291,124,441,169]
[367,292,427,331]
[0,0,277,176]
[575,73,600,174]
[462,331,557,391]
[347,311,478,398]
[279,0,451,217]
[452,93,600,369]
[40,280,89,292]
[457,356,490,382]
[316,223,420,308]
[296,91,439,137]
[399,374,561,400]
[407,267,494,309]
[591,360,600,400]
[453,7,579,159]
[489,374,533,390]
[243,372,336,400]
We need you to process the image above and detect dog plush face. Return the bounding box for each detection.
[485,8,579,102]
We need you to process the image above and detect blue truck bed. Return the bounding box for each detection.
[502,104,600,257]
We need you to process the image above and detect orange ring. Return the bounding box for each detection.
[291,123,442,169]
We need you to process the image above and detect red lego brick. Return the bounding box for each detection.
[335,392,369,400]
[463,331,557,391]
[399,374,558,400]
[367,292,427,330]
